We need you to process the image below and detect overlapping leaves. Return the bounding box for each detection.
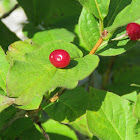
[86,88,137,140]
[6,40,99,110]
[78,0,110,20]
[106,0,140,32]
[44,87,90,123]
[79,6,139,56]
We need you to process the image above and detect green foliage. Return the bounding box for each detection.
[78,0,110,20]
[95,26,138,56]
[134,122,140,140]
[106,0,140,32]
[39,119,78,140]
[71,114,93,138]
[0,106,17,130]
[17,0,82,26]
[6,40,99,109]
[25,28,76,45]
[0,0,140,139]
[44,87,90,123]
[0,46,10,92]
[79,8,100,51]
[0,117,44,140]
[86,88,137,140]
[134,94,140,120]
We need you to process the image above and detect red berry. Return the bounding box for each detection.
[49,49,70,68]
[126,23,140,40]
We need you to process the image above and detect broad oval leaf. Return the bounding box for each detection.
[0,46,10,92]
[78,0,110,20]
[7,40,99,109]
[24,25,76,45]
[79,7,100,51]
[106,0,140,32]
[44,87,90,123]
[86,88,137,140]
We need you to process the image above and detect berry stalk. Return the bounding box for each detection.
[89,37,103,55]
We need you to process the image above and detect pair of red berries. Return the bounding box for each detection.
[49,23,140,68]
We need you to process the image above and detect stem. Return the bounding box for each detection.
[37,123,50,140]
[47,87,66,103]
[89,37,103,55]
[111,33,128,41]
[99,20,104,35]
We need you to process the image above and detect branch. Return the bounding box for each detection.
[47,87,66,103]
[89,37,103,55]
[37,122,50,140]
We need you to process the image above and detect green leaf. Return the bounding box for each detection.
[134,122,140,140]
[7,40,99,110]
[134,94,140,120]
[0,21,19,51]
[78,0,110,20]
[0,95,15,112]
[17,0,82,26]
[95,26,137,56]
[39,119,78,140]
[24,26,76,45]
[6,39,40,63]
[0,106,17,130]
[86,88,137,140]
[17,95,43,110]
[20,125,44,140]
[104,0,132,27]
[79,7,100,51]
[122,92,137,103]
[0,117,36,139]
[106,0,140,32]
[71,114,93,138]
[0,46,10,92]
[44,87,90,123]
[0,90,7,96]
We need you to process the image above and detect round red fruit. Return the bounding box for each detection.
[126,23,140,41]
[49,49,70,68]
